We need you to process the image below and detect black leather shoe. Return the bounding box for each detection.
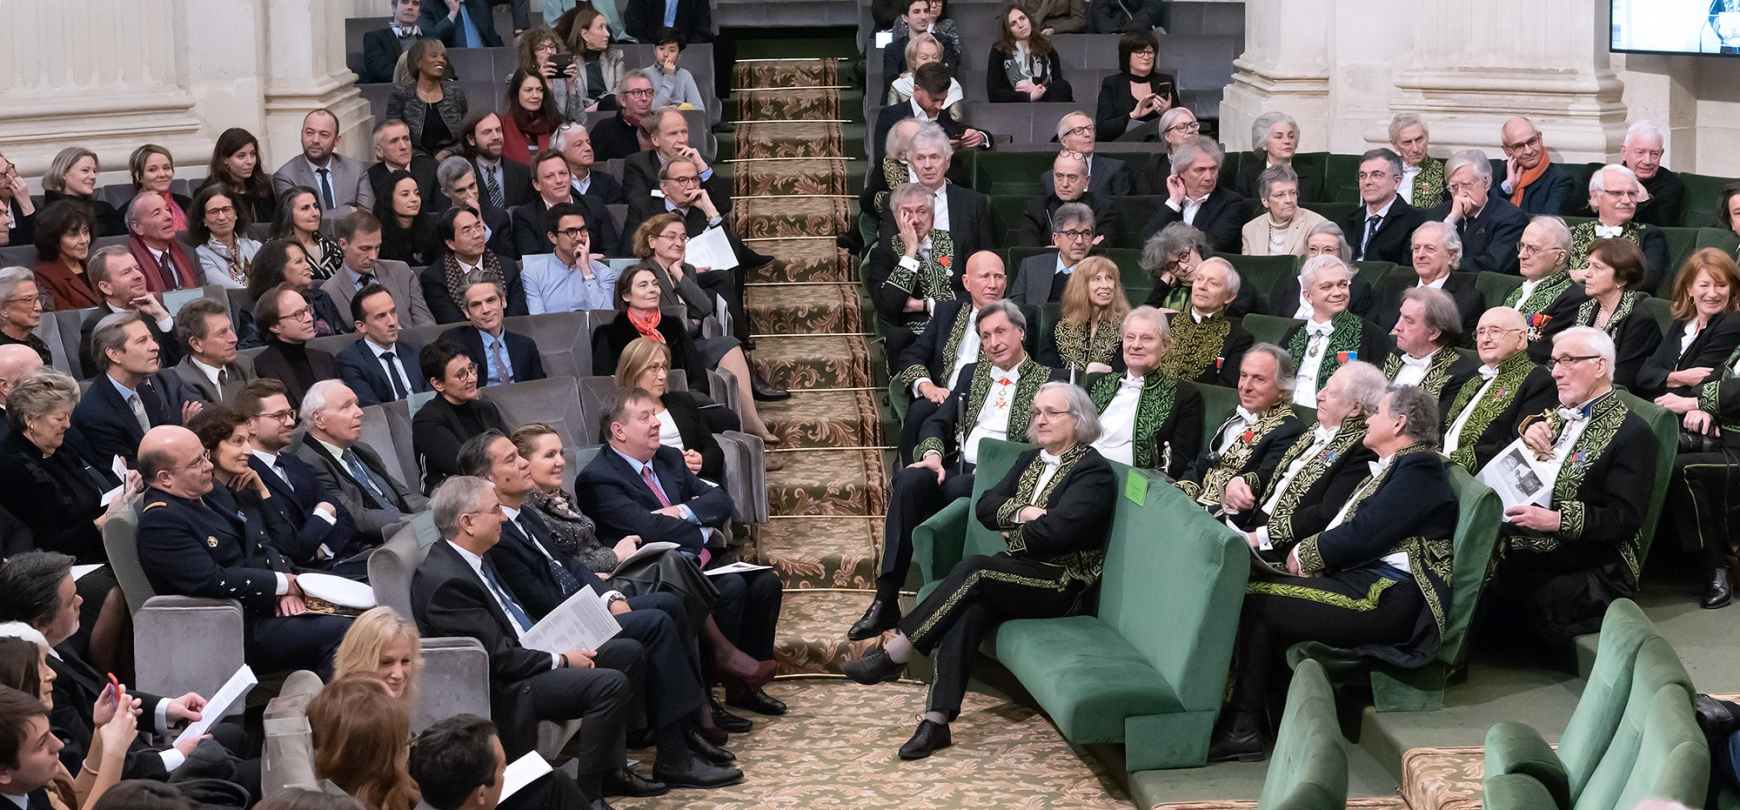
[653,756,744,789]
[601,767,667,798]
[1703,567,1733,609]
[710,695,754,734]
[848,599,900,641]
[727,688,788,716]
[685,727,737,764]
[1698,694,1740,738]
[843,645,904,685]
[750,372,790,402]
[898,719,951,760]
[1206,710,1267,763]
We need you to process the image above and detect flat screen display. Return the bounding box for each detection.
[1613,0,1740,55]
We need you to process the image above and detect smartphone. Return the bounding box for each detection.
[551,54,574,72]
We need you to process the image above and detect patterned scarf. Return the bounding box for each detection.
[208,238,251,285]
[443,250,505,309]
[626,307,665,343]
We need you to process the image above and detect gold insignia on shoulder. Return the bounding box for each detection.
[207,536,219,548]
[144,502,167,511]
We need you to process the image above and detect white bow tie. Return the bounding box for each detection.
[1306,322,1334,339]
[1039,450,1063,467]
[1234,407,1258,425]
[1478,365,1500,381]
[1595,225,1623,238]
[1120,375,1144,390]
[1313,426,1338,445]
[1401,354,1432,370]
[1368,457,1393,477]
[1558,405,1590,423]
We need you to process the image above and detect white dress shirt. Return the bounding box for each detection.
[1091,374,1145,465]
[1293,319,1335,407]
[913,306,982,396]
[1252,424,1339,549]
[1018,449,1066,521]
[961,364,1022,465]
[1169,192,1210,226]
[1443,364,1501,455]
[1216,407,1260,455]
[1514,277,1544,307]
[1400,165,1422,204]
[501,505,625,605]
[189,356,226,391]
[1392,349,1437,387]
[446,540,562,669]
[928,185,952,231]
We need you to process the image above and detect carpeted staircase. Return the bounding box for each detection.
[725,51,888,677]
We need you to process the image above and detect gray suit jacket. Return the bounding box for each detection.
[272,154,376,215]
[1011,251,1068,306]
[321,260,437,328]
[172,354,257,405]
[292,433,428,540]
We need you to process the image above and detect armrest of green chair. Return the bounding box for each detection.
[909,496,971,595]
[1483,772,1564,810]
[1483,720,1570,810]
[889,376,910,426]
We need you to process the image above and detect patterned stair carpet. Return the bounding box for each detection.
[618,679,1130,809]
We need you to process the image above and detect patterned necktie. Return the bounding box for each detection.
[518,517,582,596]
[356,272,376,290]
[316,168,336,209]
[216,369,230,402]
[489,338,510,386]
[1362,214,1381,257]
[484,168,504,209]
[641,465,673,508]
[479,561,534,632]
[128,394,150,434]
[344,449,388,502]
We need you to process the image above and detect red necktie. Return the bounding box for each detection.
[642,465,672,508]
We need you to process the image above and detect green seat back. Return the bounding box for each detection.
[1610,686,1710,810]
[1196,383,1241,440]
[1617,392,1679,566]
[1439,465,1504,671]
[1221,150,1245,186]
[1243,313,1302,348]
[1550,599,1665,803]
[1320,154,1363,204]
[1559,163,1600,216]
[1292,151,1329,199]
[1223,253,1301,314]
[1575,639,1697,810]
[1313,200,1361,226]
[1660,227,1700,284]
[1476,272,1526,309]
[1637,297,1672,334]
[1355,260,1398,293]
[989,194,1030,245]
[968,151,1055,196]
[960,439,1036,560]
[1257,659,1349,810]
[1111,196,1161,250]
[1681,172,1737,231]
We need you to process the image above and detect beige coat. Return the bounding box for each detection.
[1240,207,1329,257]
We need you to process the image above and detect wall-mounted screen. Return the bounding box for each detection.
[1613,0,1740,55]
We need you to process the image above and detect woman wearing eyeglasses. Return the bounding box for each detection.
[412,340,510,495]
[1133,107,1200,195]
[1240,165,1328,258]
[0,267,52,366]
[1094,30,1175,142]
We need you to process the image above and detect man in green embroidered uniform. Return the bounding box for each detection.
[1175,343,1304,514]
[1441,306,1558,471]
[1570,165,1670,292]
[1389,113,1445,210]
[1384,287,1480,419]
[894,251,1007,462]
[1210,384,1458,762]
[1508,216,1589,365]
[844,383,1117,760]
[1087,306,1204,477]
[1482,327,1659,645]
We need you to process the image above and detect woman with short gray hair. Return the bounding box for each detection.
[0,267,50,365]
[1241,164,1328,257]
[1234,111,1318,202]
[1087,306,1205,476]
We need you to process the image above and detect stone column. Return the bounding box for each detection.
[1217,0,1334,152]
[1385,0,1628,163]
[262,0,375,167]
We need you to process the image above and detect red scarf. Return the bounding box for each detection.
[626,307,665,343]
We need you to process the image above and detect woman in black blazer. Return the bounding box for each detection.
[413,341,511,494]
[41,147,123,237]
[986,6,1072,103]
[375,170,440,266]
[1094,31,1177,142]
[1574,238,1663,393]
[1636,249,1740,399]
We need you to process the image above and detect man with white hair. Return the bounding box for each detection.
[1087,306,1204,476]
[1382,287,1481,416]
[366,118,440,210]
[1142,135,1248,254]
[553,122,624,205]
[861,118,928,221]
[1389,113,1446,209]
[876,125,994,261]
[1426,149,1528,275]
[1174,343,1304,514]
[1373,221,1482,339]
[1039,111,1131,197]
[294,379,429,543]
[1441,306,1557,471]
[868,172,993,362]
[1015,152,1116,248]
[1158,257,1253,387]
[1507,216,1590,363]
[1570,165,1671,291]
[1498,116,1573,216]
[124,193,201,293]
[894,252,1008,461]
[1281,256,1390,408]
[1483,326,1659,645]
[1619,120,1684,227]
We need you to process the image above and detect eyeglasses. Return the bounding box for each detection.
[1033,407,1071,420]
[283,305,314,321]
[1054,229,1094,241]
[1548,354,1602,369]
[554,227,587,239]
[2,294,49,310]
[451,364,480,381]
[1517,243,1563,257]
[1503,133,1542,152]
[260,408,297,424]
[1474,326,1524,339]
[622,88,653,98]
[1061,124,1094,139]
[1446,181,1484,193]
[666,175,701,185]
[174,451,213,472]
[1597,189,1642,200]
[1165,121,1200,134]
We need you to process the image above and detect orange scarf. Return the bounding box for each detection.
[626,307,665,343]
[1508,158,1551,207]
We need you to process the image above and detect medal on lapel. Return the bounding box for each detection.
[1337,351,1357,363]
[1527,312,1551,342]
[1242,429,1255,444]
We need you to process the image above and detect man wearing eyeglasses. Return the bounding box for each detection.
[235,378,367,575]
[1014,152,1116,250]
[1481,326,1659,646]
[1498,117,1574,217]
[592,71,660,163]
[250,284,340,409]
[1039,112,1131,197]
[1440,306,1557,471]
[72,311,202,466]
[1011,203,1098,306]
[1569,164,1671,291]
[1424,149,1527,275]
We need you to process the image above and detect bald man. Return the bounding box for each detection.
[1015,152,1117,248]
[893,251,1009,462]
[1440,307,1558,471]
[0,343,43,442]
[1498,117,1574,216]
[135,426,351,678]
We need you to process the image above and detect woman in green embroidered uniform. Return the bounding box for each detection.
[1087,305,1203,477]
[1574,238,1662,392]
[1209,384,1458,762]
[844,382,1117,761]
[1038,256,1129,379]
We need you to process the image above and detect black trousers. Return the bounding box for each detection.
[1483,555,1633,647]
[1229,572,1422,718]
[712,569,782,661]
[898,396,944,465]
[510,640,640,774]
[1668,447,1740,563]
[882,325,918,373]
[899,553,1086,719]
[500,768,592,810]
[616,594,707,729]
[246,613,353,680]
[878,465,976,601]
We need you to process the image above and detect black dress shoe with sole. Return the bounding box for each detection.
[685,727,737,765]
[601,767,667,798]
[710,696,754,734]
[848,599,900,641]
[1703,567,1733,609]
[727,688,788,716]
[750,374,790,402]
[898,719,952,760]
[1698,693,1740,738]
[843,645,904,685]
[653,757,745,789]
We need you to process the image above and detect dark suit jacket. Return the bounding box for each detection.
[511,193,617,259]
[1092,72,1175,142]
[70,371,194,465]
[590,113,647,164]
[412,395,510,493]
[172,354,257,405]
[137,486,293,620]
[1040,154,1132,198]
[359,26,430,85]
[248,452,361,567]
[1635,167,1687,228]
[1266,273,1375,320]
[1013,191,1117,248]
[619,198,749,264]
[624,0,713,42]
[1231,157,1321,206]
[574,444,735,550]
[79,303,182,375]
[127,235,202,292]
[1637,313,1740,399]
[1179,409,1305,493]
[368,156,442,211]
[1423,195,1528,275]
[5,197,34,245]
[592,314,710,398]
[576,170,624,206]
[662,391,726,483]
[1371,272,1484,344]
[1510,161,1575,216]
[1083,371,1204,478]
[871,103,992,166]
[488,509,613,620]
[49,648,172,780]
[251,341,338,409]
[621,151,733,216]
[441,324,547,385]
[1011,252,1069,306]
[916,359,1068,461]
[293,435,428,541]
[1585,301,1664,393]
[472,158,535,213]
[338,337,427,406]
[1141,187,1248,254]
[419,0,505,47]
[874,184,995,262]
[419,256,528,324]
[0,430,114,563]
[1339,196,1428,266]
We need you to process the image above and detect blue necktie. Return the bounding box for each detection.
[381,350,410,399]
[479,561,534,632]
[517,516,582,597]
[316,167,336,209]
[343,449,390,503]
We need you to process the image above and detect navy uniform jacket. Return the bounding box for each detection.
[137,485,293,619]
[574,444,734,550]
[441,325,547,385]
[248,453,362,567]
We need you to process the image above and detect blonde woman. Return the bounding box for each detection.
[334,607,424,708]
[1038,256,1129,378]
